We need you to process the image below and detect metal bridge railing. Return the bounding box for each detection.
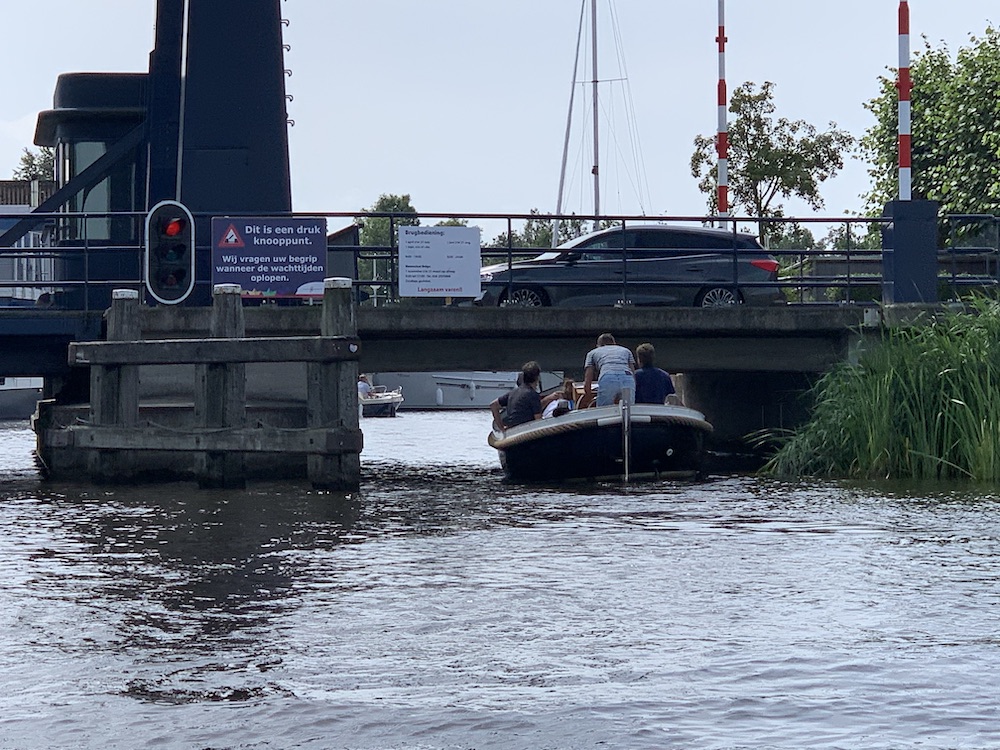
[2,210,998,311]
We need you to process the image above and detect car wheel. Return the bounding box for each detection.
[697,287,742,307]
[500,287,549,307]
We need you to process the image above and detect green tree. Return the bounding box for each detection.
[356,193,420,248]
[354,194,420,296]
[11,147,54,181]
[766,222,818,250]
[691,81,854,241]
[487,210,594,249]
[860,28,1000,216]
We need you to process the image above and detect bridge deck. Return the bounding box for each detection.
[2,305,869,377]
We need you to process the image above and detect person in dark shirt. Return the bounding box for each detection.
[633,343,676,405]
[491,361,543,430]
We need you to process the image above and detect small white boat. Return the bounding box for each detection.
[360,385,404,417]
[371,371,563,409]
[0,376,43,420]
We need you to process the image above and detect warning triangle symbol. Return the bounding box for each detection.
[220,224,245,248]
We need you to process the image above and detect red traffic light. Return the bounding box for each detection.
[161,218,187,237]
[145,200,195,305]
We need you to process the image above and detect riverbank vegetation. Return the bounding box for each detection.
[764,298,1000,481]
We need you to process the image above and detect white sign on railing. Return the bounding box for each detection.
[398,225,481,297]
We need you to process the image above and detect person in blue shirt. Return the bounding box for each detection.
[633,342,676,405]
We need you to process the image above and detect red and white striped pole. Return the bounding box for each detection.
[716,0,729,216]
[897,1,912,200]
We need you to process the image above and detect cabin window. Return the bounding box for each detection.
[61,141,139,243]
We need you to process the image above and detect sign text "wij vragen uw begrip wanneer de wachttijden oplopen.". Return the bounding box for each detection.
[210,217,328,296]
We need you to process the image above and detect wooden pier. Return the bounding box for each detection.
[34,279,362,490]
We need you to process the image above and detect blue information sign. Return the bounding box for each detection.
[211,217,327,297]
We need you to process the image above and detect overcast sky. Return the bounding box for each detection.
[2,1,996,228]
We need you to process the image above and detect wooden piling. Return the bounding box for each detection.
[87,289,141,482]
[195,284,247,488]
[53,280,362,488]
[307,277,362,490]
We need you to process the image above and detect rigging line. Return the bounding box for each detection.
[599,84,648,216]
[608,0,651,213]
[554,0,588,246]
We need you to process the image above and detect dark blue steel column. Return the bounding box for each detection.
[881,200,939,304]
[146,0,293,303]
[146,0,185,205]
[178,0,292,213]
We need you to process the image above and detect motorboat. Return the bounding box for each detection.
[0,376,43,420]
[371,371,563,410]
[360,385,404,417]
[488,398,712,482]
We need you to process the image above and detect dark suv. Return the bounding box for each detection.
[475,224,782,307]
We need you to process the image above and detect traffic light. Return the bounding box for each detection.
[145,200,195,304]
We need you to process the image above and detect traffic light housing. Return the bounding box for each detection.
[145,200,195,304]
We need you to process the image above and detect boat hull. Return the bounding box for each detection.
[360,391,403,417]
[371,371,563,409]
[489,404,711,481]
[0,379,43,420]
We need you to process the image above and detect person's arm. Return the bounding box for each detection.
[541,390,563,408]
[531,392,543,421]
[583,365,595,398]
[490,399,504,431]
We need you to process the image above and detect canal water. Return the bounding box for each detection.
[1,413,999,749]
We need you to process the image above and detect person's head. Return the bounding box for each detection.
[521,361,541,386]
[597,333,616,347]
[561,378,575,398]
[358,373,370,383]
[636,342,656,368]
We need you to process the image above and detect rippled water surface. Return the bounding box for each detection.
[2,413,1000,749]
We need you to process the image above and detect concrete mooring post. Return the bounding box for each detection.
[195,284,248,488]
[87,289,141,482]
[307,277,362,490]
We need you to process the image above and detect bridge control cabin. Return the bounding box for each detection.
[0,0,294,312]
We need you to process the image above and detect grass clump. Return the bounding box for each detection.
[764,298,1000,481]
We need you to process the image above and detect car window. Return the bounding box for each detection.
[636,230,761,252]
[575,231,636,261]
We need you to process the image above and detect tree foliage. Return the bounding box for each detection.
[354,194,420,287]
[11,147,54,181]
[860,28,1000,216]
[487,209,593,249]
[691,81,854,240]
[486,210,617,249]
[356,193,420,248]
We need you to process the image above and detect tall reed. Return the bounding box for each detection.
[764,298,1000,480]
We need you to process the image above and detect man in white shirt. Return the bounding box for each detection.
[583,333,636,407]
[357,374,373,398]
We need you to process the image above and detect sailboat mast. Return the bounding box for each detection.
[553,0,587,248]
[590,0,601,229]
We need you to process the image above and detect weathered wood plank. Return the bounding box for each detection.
[308,279,361,489]
[69,336,361,366]
[196,284,247,488]
[88,290,142,482]
[50,425,364,454]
